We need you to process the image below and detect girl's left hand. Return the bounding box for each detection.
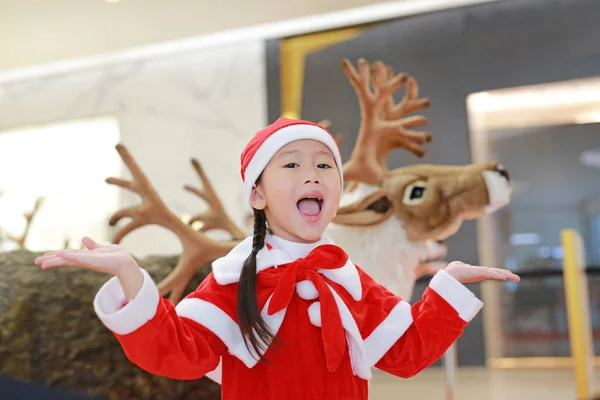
[444,261,520,284]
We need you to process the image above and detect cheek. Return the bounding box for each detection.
[326,175,342,199]
[264,178,296,207]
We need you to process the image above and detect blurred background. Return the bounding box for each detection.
[1,0,599,399]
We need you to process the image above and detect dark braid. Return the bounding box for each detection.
[237,207,275,360]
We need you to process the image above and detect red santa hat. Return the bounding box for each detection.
[240,118,344,208]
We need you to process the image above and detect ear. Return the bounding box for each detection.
[332,189,394,227]
[250,185,267,210]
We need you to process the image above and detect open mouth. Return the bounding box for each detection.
[297,194,324,219]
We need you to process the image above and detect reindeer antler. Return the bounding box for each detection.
[7,196,44,249]
[318,119,344,149]
[341,58,432,185]
[371,61,431,122]
[184,158,245,240]
[107,144,238,303]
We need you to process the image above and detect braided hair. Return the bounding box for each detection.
[237,204,276,360]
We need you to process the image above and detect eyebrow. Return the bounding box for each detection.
[276,149,333,158]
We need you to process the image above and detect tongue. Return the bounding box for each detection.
[297,199,320,216]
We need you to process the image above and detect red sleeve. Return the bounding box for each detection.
[349,267,482,378]
[93,269,228,380]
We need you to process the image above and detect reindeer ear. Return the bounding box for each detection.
[332,189,394,227]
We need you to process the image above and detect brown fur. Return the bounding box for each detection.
[334,163,503,241]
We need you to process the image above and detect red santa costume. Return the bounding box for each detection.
[93,118,484,400]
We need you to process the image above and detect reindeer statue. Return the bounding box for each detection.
[325,59,511,301]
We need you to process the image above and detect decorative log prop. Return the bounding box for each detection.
[0,250,220,400]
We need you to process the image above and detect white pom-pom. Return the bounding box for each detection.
[296,280,318,300]
[308,301,321,327]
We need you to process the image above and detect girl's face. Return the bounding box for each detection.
[250,139,341,243]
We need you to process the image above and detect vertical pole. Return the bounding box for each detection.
[443,343,457,400]
[561,229,596,399]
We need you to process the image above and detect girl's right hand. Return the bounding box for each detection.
[35,236,139,277]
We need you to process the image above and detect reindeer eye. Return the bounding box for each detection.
[403,180,427,205]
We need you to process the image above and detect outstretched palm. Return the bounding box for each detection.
[445,261,520,283]
[35,236,137,275]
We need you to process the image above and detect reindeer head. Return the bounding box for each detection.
[331,59,511,243]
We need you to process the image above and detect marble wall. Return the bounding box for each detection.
[0,41,267,257]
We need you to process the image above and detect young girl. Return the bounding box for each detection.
[36,118,519,400]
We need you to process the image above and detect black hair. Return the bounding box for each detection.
[237,193,276,360]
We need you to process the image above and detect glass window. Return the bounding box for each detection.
[0,116,121,252]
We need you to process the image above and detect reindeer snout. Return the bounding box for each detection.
[494,164,510,181]
[482,166,512,214]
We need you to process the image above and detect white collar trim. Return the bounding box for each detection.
[211,234,362,301]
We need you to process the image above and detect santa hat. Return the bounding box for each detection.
[240,118,344,208]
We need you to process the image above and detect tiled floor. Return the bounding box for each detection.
[369,367,600,399]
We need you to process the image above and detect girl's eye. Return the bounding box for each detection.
[284,163,299,168]
[317,163,332,169]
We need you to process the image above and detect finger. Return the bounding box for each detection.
[56,249,92,257]
[500,271,520,282]
[487,269,520,282]
[35,253,65,265]
[447,261,469,268]
[39,256,83,269]
[35,250,63,259]
[486,268,521,282]
[488,270,508,280]
[82,236,101,250]
[57,250,125,271]
[56,251,105,266]
[38,247,91,261]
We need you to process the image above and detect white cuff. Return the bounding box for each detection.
[93,268,160,335]
[363,301,413,367]
[429,270,483,322]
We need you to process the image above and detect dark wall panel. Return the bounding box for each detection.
[267,0,600,366]
[264,39,281,124]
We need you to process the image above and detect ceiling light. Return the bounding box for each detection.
[467,92,493,108]
[573,111,600,124]
[105,0,121,3]
[468,79,600,113]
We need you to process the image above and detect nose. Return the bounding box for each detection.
[303,166,321,184]
[494,164,510,181]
